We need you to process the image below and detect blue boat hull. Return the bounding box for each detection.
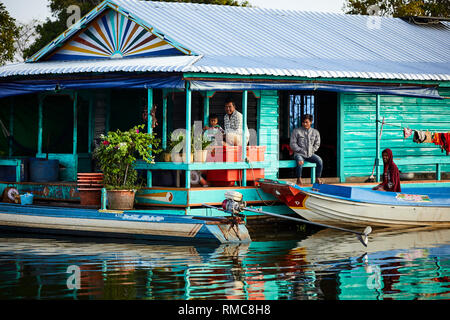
[0,203,251,244]
[260,180,450,227]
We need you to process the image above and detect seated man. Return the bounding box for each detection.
[223,98,249,146]
[289,114,323,185]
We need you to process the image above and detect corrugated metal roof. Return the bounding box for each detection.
[0,55,200,77]
[1,0,450,81]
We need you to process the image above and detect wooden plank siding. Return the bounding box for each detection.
[340,88,450,180]
[257,90,279,179]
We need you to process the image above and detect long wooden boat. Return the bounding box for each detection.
[260,179,450,228]
[0,203,251,244]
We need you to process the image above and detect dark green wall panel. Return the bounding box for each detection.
[342,90,450,179]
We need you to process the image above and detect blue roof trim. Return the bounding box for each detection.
[0,75,186,99]
[27,0,196,63]
[189,80,443,99]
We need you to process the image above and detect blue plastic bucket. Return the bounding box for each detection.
[29,158,59,182]
[20,193,33,205]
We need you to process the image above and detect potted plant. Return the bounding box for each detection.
[194,138,212,162]
[168,127,213,163]
[165,131,184,162]
[94,124,161,210]
[168,130,192,163]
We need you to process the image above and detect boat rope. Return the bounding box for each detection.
[247,159,277,206]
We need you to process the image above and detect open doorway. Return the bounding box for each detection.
[279,90,337,179]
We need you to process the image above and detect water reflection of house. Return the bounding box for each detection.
[0,0,449,219]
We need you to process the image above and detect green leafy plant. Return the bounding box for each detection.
[166,130,184,153]
[167,126,213,155]
[94,124,161,190]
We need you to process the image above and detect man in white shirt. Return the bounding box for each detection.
[223,99,249,146]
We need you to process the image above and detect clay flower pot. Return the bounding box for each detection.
[106,189,136,210]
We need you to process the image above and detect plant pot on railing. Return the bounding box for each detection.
[194,150,208,162]
[106,189,136,210]
[173,152,194,163]
[163,152,171,162]
[93,124,162,211]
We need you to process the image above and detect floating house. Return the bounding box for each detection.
[0,0,449,218]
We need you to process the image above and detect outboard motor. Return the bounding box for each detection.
[222,191,246,217]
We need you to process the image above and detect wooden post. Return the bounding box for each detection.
[337,93,345,183]
[147,88,153,188]
[203,92,210,127]
[242,90,248,186]
[88,93,94,154]
[72,91,78,156]
[185,83,192,188]
[105,89,111,133]
[38,95,44,155]
[72,91,78,181]
[9,97,14,156]
[375,94,381,183]
[162,91,168,150]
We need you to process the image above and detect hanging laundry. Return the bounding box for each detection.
[413,130,427,143]
[443,133,450,156]
[424,130,433,143]
[432,132,450,156]
[403,127,413,139]
[432,132,441,145]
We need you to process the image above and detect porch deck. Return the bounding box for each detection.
[2,177,448,217]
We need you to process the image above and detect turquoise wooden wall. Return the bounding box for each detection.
[257,90,279,179]
[339,88,450,180]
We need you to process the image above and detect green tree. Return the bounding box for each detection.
[23,0,250,60]
[343,0,450,18]
[0,3,20,65]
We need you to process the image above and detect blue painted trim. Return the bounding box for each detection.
[337,93,345,183]
[147,88,153,187]
[0,203,251,243]
[8,97,13,156]
[27,0,196,63]
[0,202,226,224]
[185,83,192,187]
[242,90,248,186]
[375,94,381,183]
[0,225,219,243]
[38,95,43,155]
[72,91,78,155]
[162,92,168,149]
[27,1,110,62]
[134,160,272,170]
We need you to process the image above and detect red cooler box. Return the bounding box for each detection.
[206,146,265,186]
[206,146,242,162]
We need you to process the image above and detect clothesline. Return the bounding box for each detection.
[376,119,449,134]
[375,119,449,155]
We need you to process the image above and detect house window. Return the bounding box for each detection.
[289,94,315,133]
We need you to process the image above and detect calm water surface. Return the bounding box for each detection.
[0,226,448,300]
